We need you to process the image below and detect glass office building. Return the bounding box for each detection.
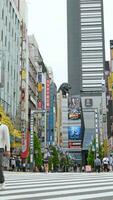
[0,0,20,118]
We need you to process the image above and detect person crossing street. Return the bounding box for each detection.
[0,114,10,190]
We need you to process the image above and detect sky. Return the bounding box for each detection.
[27,0,113,88]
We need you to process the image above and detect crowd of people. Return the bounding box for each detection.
[94,155,113,173]
[3,156,29,172]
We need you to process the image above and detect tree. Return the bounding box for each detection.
[102,139,109,157]
[34,133,43,169]
[51,146,59,171]
[87,145,95,168]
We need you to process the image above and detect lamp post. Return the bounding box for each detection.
[95,109,99,158]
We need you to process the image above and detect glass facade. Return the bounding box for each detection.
[0,0,20,118]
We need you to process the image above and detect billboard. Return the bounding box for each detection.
[68,96,81,120]
[68,126,81,140]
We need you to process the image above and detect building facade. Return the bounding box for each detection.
[67,0,107,153]
[28,35,39,133]
[0,0,21,121]
[67,0,105,94]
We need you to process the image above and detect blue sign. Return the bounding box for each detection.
[68,126,81,140]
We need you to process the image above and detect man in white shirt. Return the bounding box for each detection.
[0,114,10,190]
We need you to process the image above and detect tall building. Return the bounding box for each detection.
[67,0,105,94]
[67,0,107,155]
[0,0,21,120]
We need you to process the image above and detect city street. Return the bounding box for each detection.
[1,172,113,199]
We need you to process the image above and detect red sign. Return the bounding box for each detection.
[68,142,82,149]
[38,101,42,109]
[21,130,29,159]
[46,79,50,110]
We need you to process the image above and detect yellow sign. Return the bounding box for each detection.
[21,69,26,80]
[108,75,112,91]
[38,83,42,92]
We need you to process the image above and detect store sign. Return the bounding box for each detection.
[21,69,26,80]
[68,141,82,149]
[46,79,50,110]
[38,101,42,109]
[21,130,29,159]
[38,83,42,92]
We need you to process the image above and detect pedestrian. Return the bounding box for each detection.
[94,156,101,173]
[0,114,10,190]
[16,156,21,172]
[11,157,16,171]
[102,156,109,172]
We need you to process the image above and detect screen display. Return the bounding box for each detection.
[68,126,81,140]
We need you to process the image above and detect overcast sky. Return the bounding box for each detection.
[27,0,113,88]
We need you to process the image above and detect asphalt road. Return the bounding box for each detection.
[0,172,113,200]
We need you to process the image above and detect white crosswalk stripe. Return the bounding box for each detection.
[0,172,113,200]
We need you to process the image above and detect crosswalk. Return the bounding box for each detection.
[1,172,113,199]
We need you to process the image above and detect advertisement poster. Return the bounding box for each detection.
[68,96,81,120]
[21,130,29,159]
[68,126,81,140]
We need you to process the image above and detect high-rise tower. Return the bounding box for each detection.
[67,0,107,155]
[67,0,105,95]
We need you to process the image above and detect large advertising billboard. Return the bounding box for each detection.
[68,96,81,120]
[68,126,81,140]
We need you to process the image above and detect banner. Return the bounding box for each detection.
[21,130,29,159]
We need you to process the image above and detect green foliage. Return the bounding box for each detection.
[51,146,59,170]
[87,146,95,168]
[34,133,43,168]
[102,139,109,157]
[48,156,53,171]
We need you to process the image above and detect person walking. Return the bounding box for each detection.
[94,156,101,173]
[0,114,10,190]
[102,156,109,172]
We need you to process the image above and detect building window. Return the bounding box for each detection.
[15,14,17,24]
[5,36,7,47]
[9,22,10,32]
[8,41,10,51]
[15,33,16,41]
[1,30,3,41]
[8,61,9,72]
[12,28,13,37]
[2,9,4,19]
[9,2,11,13]
[7,82,9,93]
[14,69,15,79]
[6,0,8,7]
[12,8,14,19]
[5,16,7,26]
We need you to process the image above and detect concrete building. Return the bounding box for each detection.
[67,0,105,94]
[67,0,107,154]
[28,35,39,133]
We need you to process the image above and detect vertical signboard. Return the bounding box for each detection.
[21,130,29,159]
[68,96,81,120]
[38,72,42,109]
[46,79,50,110]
